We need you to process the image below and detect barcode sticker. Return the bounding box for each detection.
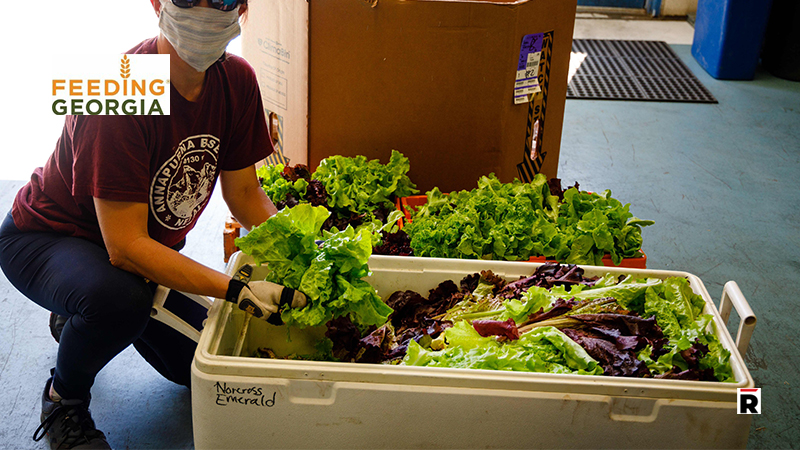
[516,86,541,96]
[514,33,544,105]
[527,52,541,74]
[515,75,540,97]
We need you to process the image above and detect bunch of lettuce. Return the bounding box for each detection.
[256,152,415,237]
[427,265,733,382]
[404,321,603,375]
[235,204,392,329]
[404,173,653,265]
[312,150,419,219]
[257,164,311,206]
[405,173,559,260]
[637,278,734,381]
[555,188,654,265]
[257,163,330,213]
[247,251,734,383]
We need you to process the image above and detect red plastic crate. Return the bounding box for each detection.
[397,195,428,228]
[528,250,648,269]
[223,216,242,263]
[396,195,647,268]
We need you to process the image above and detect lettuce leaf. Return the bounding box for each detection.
[569,275,662,311]
[503,286,559,323]
[234,204,329,281]
[402,322,603,375]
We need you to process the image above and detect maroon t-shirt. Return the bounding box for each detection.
[12,38,272,248]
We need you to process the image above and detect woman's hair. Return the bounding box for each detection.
[151,0,249,22]
[154,0,249,12]
[239,0,249,22]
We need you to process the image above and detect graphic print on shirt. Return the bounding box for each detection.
[150,134,220,230]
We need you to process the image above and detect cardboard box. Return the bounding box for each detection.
[242,0,578,192]
[241,0,309,166]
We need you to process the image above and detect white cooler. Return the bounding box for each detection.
[191,253,756,449]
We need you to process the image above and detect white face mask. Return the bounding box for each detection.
[158,0,241,72]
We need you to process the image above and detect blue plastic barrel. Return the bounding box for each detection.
[692,0,775,80]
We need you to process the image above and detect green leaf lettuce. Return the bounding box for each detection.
[235,204,392,329]
[403,321,603,375]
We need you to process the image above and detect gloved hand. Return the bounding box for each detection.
[226,278,307,325]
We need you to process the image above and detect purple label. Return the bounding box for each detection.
[518,33,544,71]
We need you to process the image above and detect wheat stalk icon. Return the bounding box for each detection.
[120,55,130,79]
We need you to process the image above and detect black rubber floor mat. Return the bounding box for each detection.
[567,39,717,103]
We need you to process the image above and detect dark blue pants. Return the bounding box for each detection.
[0,213,206,400]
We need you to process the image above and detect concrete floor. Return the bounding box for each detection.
[558,47,800,449]
[1,16,799,450]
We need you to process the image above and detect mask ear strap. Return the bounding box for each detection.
[212,0,239,9]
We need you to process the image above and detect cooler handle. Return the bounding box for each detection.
[151,285,213,343]
[718,281,756,357]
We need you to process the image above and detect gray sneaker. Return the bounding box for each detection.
[33,372,110,449]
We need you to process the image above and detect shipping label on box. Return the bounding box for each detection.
[514,33,544,105]
[241,0,309,167]
[516,31,554,184]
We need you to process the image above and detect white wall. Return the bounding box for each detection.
[0,2,157,180]
[0,1,241,181]
[661,0,698,17]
